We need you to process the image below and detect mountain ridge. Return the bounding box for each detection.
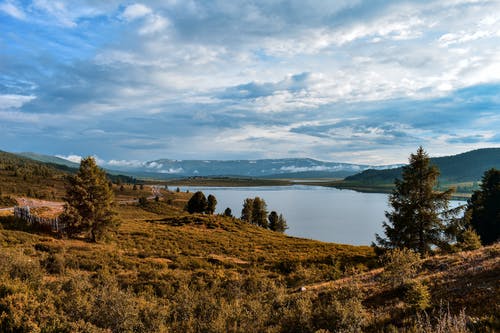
[344,147,500,184]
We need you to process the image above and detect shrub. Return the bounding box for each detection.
[312,286,367,333]
[457,228,481,251]
[42,253,66,275]
[405,279,431,311]
[380,248,421,288]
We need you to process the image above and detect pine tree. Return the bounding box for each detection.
[276,213,288,233]
[186,191,207,214]
[224,207,232,217]
[269,211,288,232]
[376,147,455,256]
[241,198,254,222]
[268,211,279,230]
[467,168,500,245]
[252,197,268,228]
[206,194,217,214]
[60,157,118,242]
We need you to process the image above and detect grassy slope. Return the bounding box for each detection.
[1,152,498,331]
[1,196,498,331]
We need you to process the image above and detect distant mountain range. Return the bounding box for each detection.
[13,148,500,182]
[345,148,500,184]
[114,158,403,179]
[17,153,401,179]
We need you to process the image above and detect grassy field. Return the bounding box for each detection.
[0,187,498,332]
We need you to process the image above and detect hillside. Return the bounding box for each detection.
[0,163,498,332]
[344,148,500,186]
[0,150,138,206]
[0,193,498,332]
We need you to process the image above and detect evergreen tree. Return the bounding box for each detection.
[186,191,207,214]
[376,147,455,256]
[467,168,500,245]
[60,157,118,242]
[224,207,233,217]
[252,197,268,228]
[268,211,279,230]
[206,194,217,214]
[275,213,288,233]
[241,198,254,222]
[268,211,288,232]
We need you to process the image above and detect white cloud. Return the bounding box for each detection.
[56,154,82,163]
[106,159,144,168]
[159,167,183,174]
[139,14,169,35]
[0,94,36,109]
[121,3,169,35]
[32,0,76,27]
[121,3,151,21]
[0,1,26,19]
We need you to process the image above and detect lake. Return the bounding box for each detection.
[174,185,464,245]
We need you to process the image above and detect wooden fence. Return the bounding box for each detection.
[14,206,65,233]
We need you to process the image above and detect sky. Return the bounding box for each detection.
[1,0,499,166]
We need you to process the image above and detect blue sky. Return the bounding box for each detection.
[1,0,499,165]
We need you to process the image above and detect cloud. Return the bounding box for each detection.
[121,3,169,35]
[0,1,26,20]
[56,154,82,163]
[0,94,36,109]
[1,0,500,164]
[121,3,151,21]
[159,167,183,174]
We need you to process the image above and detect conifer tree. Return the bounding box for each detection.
[268,211,279,230]
[224,207,232,217]
[60,157,118,242]
[186,191,207,213]
[206,194,217,214]
[241,198,254,222]
[269,211,288,233]
[467,168,500,245]
[376,147,455,256]
[252,197,268,228]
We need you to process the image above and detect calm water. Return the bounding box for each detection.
[174,185,463,245]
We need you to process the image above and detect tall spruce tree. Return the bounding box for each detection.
[467,168,500,245]
[376,147,455,256]
[60,157,118,242]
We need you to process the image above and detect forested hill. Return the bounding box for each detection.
[0,150,136,197]
[345,148,500,184]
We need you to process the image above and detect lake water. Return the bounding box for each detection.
[174,185,464,245]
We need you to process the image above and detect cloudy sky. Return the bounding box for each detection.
[1,0,499,165]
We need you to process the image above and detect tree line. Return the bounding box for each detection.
[185,190,288,233]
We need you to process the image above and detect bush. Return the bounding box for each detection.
[457,228,482,251]
[312,286,367,333]
[42,253,66,275]
[380,248,421,287]
[405,279,431,311]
